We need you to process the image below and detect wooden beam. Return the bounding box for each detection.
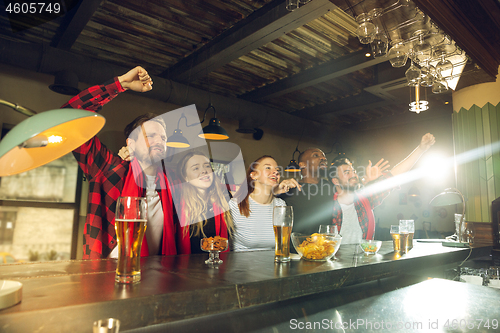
[163,0,338,82]
[240,50,389,102]
[291,65,409,117]
[348,105,453,132]
[51,0,103,50]
[292,91,385,118]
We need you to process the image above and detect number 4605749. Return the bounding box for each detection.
[5,2,61,14]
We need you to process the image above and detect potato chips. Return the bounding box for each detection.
[297,233,338,260]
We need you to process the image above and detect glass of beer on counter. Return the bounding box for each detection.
[114,196,148,284]
[390,225,400,252]
[406,220,415,250]
[319,224,339,236]
[399,220,410,254]
[273,206,293,262]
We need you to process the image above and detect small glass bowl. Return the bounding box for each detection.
[200,237,228,264]
[360,240,382,255]
[291,232,342,261]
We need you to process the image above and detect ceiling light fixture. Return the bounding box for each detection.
[409,84,428,114]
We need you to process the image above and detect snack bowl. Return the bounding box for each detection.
[201,236,228,264]
[291,232,342,261]
[360,239,382,255]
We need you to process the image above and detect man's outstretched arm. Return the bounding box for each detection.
[390,133,435,176]
[61,66,153,178]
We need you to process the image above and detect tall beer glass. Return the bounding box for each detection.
[406,220,415,250]
[115,196,148,283]
[399,220,410,254]
[273,206,293,262]
[390,225,400,252]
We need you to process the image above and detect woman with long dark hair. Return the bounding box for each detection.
[230,155,300,252]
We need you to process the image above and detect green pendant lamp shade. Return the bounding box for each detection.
[284,160,301,173]
[199,117,229,140]
[198,103,229,140]
[166,128,191,148]
[0,108,105,176]
[284,147,301,173]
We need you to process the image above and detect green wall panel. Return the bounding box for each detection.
[453,102,500,222]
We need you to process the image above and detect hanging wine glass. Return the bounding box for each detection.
[434,46,453,78]
[387,39,408,67]
[432,74,449,94]
[420,61,434,87]
[405,60,421,86]
[370,31,389,57]
[286,0,299,11]
[413,30,431,65]
[436,58,453,78]
[356,13,376,44]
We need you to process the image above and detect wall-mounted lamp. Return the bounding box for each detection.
[198,103,229,141]
[429,187,469,247]
[408,186,420,198]
[284,147,301,173]
[0,100,105,177]
[166,113,191,148]
[49,70,80,96]
[0,99,105,307]
[236,118,257,134]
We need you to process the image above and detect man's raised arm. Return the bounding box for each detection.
[390,133,435,176]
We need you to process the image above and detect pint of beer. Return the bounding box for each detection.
[399,220,410,254]
[114,197,148,284]
[406,220,415,250]
[273,206,293,262]
[390,225,400,252]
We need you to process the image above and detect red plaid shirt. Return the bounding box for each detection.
[332,172,394,239]
[62,78,176,259]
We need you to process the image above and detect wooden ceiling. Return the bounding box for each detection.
[0,0,498,130]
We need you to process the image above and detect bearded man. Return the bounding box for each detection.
[63,66,180,258]
[330,133,435,244]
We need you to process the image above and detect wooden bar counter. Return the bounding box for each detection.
[0,241,492,332]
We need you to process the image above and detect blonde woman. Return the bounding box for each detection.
[230,155,300,252]
[176,151,234,254]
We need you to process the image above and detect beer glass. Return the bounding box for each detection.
[454,213,463,239]
[115,196,148,284]
[319,224,338,236]
[406,220,415,250]
[399,220,410,254]
[273,206,293,262]
[390,225,400,252]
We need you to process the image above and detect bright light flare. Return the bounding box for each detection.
[419,153,451,181]
[358,141,500,195]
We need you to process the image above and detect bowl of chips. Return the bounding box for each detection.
[291,232,342,261]
[359,240,382,255]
